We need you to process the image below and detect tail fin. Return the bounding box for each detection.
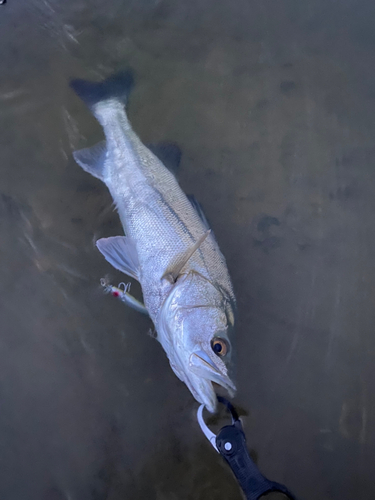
[70,70,134,110]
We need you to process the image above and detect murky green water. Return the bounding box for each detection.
[1,1,375,498]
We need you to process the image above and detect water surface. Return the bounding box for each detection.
[1,1,375,498]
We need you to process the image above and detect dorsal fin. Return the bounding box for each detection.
[147,142,182,175]
[187,195,211,230]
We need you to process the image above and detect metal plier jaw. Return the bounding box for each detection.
[197,397,298,500]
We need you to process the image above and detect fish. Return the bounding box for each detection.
[70,71,236,412]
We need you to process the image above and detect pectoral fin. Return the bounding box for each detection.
[162,230,211,283]
[96,236,140,280]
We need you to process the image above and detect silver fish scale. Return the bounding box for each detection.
[99,103,235,323]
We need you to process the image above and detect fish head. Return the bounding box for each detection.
[157,271,236,413]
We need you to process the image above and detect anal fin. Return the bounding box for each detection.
[73,140,108,181]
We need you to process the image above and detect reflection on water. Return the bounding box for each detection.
[1,0,375,498]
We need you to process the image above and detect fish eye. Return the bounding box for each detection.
[211,338,228,357]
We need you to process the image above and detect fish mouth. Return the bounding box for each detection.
[189,350,236,412]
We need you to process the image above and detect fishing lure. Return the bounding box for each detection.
[100,278,149,315]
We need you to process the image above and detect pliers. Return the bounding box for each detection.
[197,396,298,500]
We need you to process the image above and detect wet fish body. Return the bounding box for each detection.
[71,71,236,412]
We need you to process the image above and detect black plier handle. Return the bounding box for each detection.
[197,397,297,500]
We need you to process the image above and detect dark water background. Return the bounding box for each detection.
[1,0,375,498]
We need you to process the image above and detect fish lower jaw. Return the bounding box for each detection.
[200,384,236,414]
[190,375,236,414]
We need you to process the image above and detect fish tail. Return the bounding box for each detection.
[70,71,134,181]
[70,70,134,111]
